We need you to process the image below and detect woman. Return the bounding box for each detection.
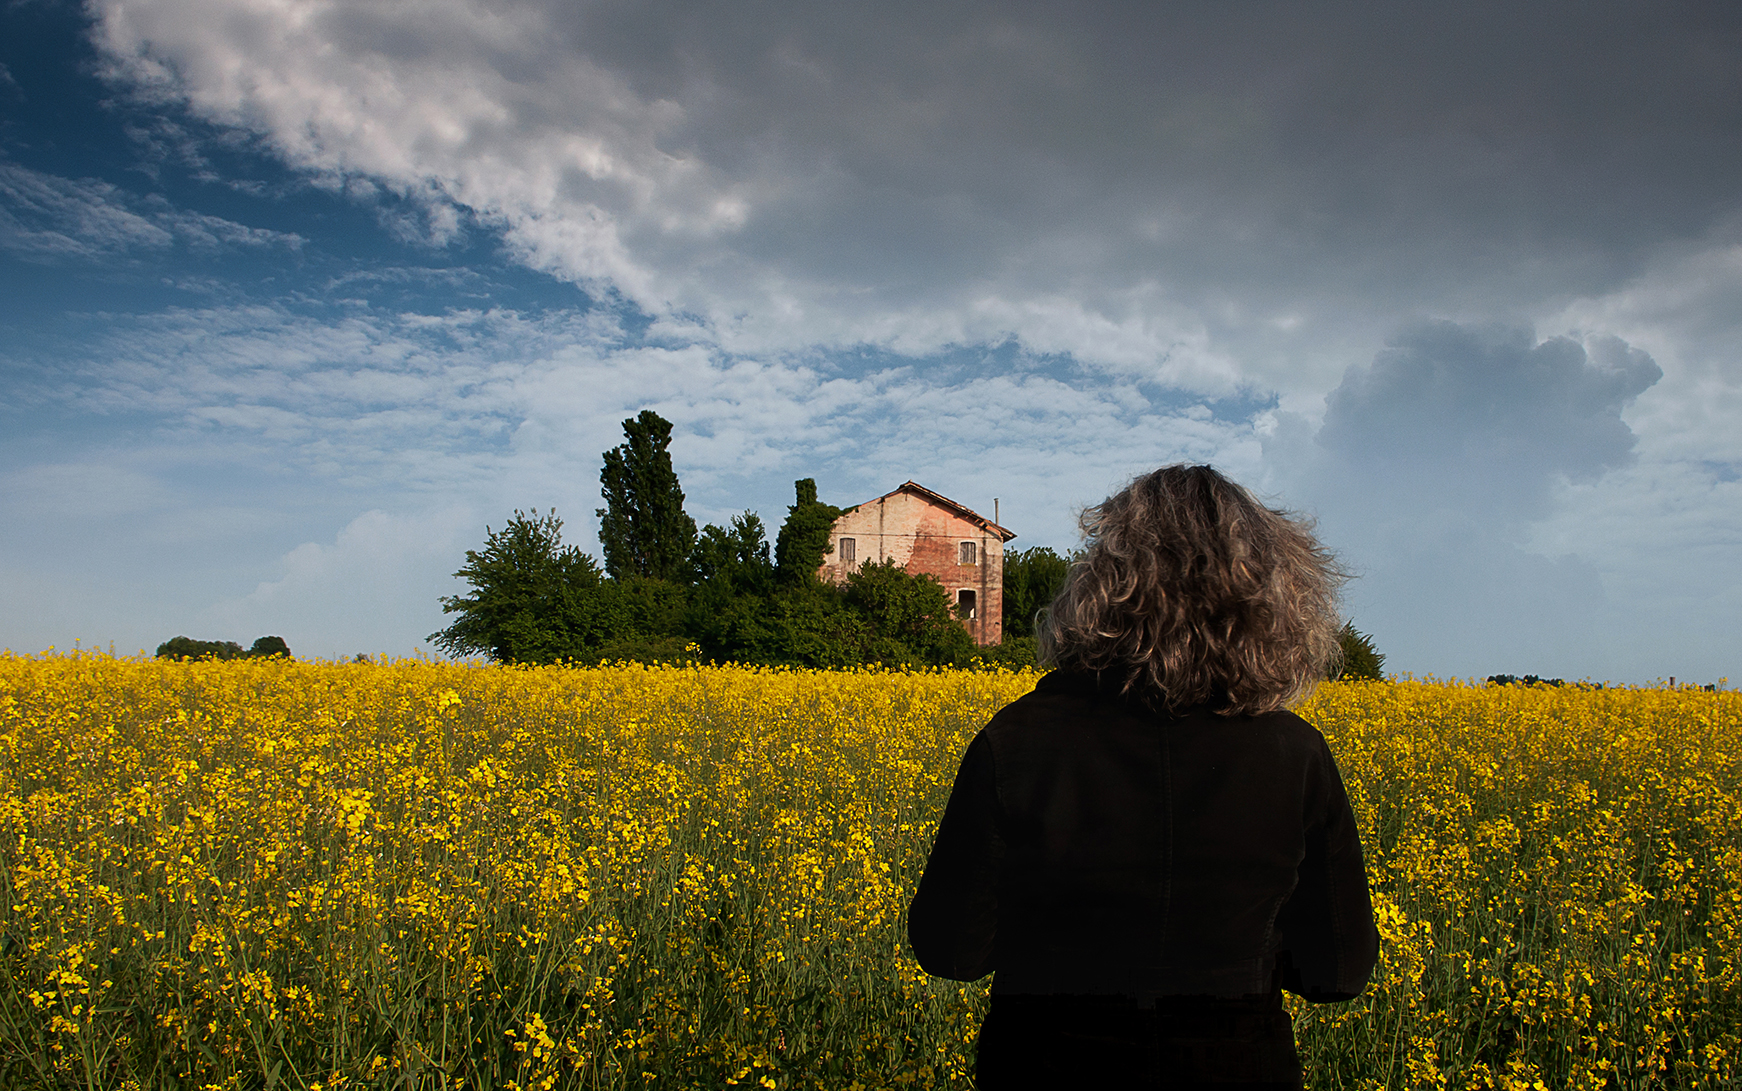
[908,465,1378,1088]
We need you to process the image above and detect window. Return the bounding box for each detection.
[839,537,856,563]
[957,588,977,620]
[958,540,977,565]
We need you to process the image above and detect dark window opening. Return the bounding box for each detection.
[957,588,977,620]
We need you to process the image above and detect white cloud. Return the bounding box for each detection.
[201,507,478,658]
[0,163,303,260]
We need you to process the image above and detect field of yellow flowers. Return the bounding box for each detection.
[0,654,1738,1090]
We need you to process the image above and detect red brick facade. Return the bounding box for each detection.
[817,482,1017,645]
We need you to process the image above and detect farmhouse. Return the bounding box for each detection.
[817,481,1017,645]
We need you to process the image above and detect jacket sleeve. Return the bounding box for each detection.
[1274,733,1379,1002]
[907,730,1003,981]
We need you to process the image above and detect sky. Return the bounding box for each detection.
[2,0,1739,682]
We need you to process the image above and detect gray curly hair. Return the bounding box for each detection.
[1038,465,1346,715]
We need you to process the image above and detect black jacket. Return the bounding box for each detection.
[908,669,1378,1003]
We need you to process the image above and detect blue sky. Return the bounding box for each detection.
[3,0,1739,682]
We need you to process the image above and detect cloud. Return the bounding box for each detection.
[11,3,1740,677]
[86,1,1742,392]
[201,507,478,657]
[1314,322,1661,520]
[0,163,304,261]
[1262,321,1684,680]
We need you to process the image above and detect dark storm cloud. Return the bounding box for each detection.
[536,0,1742,295]
[87,0,1742,382]
[1316,323,1662,518]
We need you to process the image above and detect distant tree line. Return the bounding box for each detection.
[1487,675,1626,690]
[156,635,291,661]
[1487,674,1565,687]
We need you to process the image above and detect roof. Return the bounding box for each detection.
[855,480,1017,542]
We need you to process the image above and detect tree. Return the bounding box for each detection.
[762,580,869,668]
[156,635,292,660]
[1002,546,1072,639]
[692,512,776,596]
[430,509,611,663]
[842,559,976,665]
[597,411,697,582]
[774,479,844,583]
[248,636,291,659]
[156,636,245,661]
[1332,622,1386,681]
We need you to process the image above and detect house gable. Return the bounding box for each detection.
[817,482,1015,645]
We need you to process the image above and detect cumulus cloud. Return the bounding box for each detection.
[1314,322,1661,519]
[1264,321,1670,679]
[201,507,478,657]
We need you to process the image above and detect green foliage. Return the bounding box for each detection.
[965,635,1040,670]
[597,410,698,582]
[1488,674,1567,687]
[248,636,291,659]
[439,477,1000,669]
[842,559,976,666]
[685,513,782,662]
[429,509,614,664]
[758,581,872,669]
[155,637,245,661]
[691,512,776,596]
[156,636,292,661]
[774,479,845,584]
[1001,545,1072,639]
[1333,622,1386,681]
[590,634,699,665]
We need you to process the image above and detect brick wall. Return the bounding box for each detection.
[818,488,1006,645]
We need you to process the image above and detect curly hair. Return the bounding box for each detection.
[1038,465,1346,715]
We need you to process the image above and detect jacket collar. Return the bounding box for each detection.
[1036,667,1231,718]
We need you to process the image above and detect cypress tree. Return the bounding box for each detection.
[597,411,698,582]
[774,478,844,583]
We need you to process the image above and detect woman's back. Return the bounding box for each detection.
[910,669,1375,1002]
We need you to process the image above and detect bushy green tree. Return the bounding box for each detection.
[843,559,976,665]
[1332,622,1386,681]
[971,636,1039,669]
[692,512,776,595]
[597,411,698,582]
[1002,545,1072,639]
[760,581,870,669]
[775,479,845,584]
[247,636,291,659]
[685,513,779,661]
[430,510,615,664]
